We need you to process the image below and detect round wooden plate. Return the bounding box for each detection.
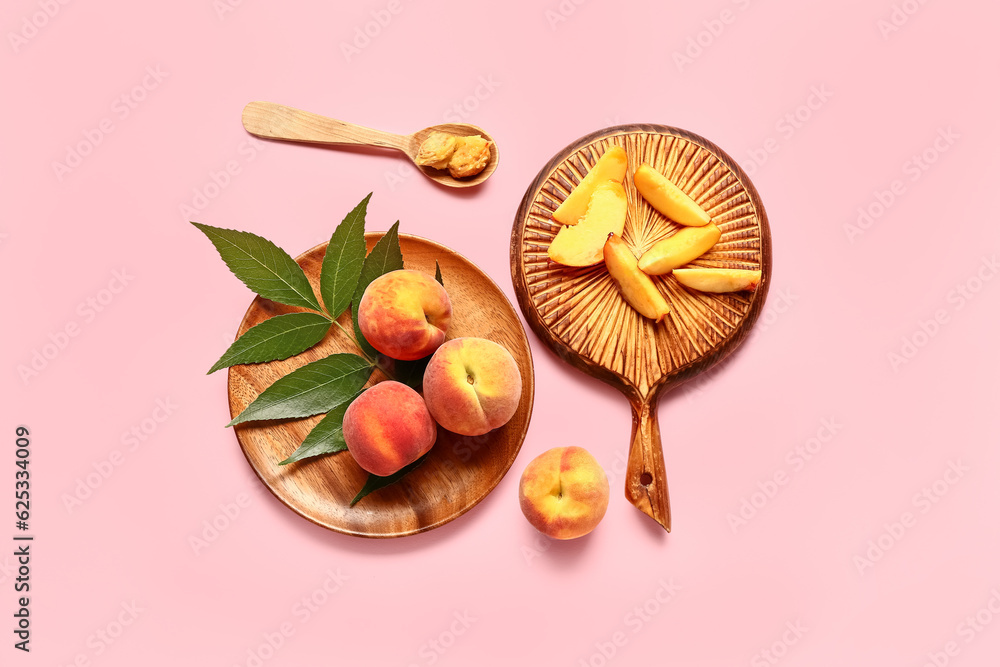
[228,233,535,538]
[510,125,772,531]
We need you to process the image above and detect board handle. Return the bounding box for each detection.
[625,397,671,531]
[241,101,408,151]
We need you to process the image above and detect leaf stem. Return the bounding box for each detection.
[328,319,406,384]
[332,319,374,363]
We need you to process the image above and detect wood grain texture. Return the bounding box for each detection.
[510,124,772,532]
[242,101,499,188]
[228,233,534,538]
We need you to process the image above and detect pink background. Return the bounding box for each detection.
[4,0,1000,665]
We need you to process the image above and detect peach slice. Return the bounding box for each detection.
[634,163,710,227]
[673,268,761,293]
[552,145,628,225]
[603,233,670,323]
[547,182,627,267]
[637,223,722,275]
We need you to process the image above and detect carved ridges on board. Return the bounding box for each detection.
[519,129,763,397]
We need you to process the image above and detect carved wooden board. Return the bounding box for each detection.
[510,125,772,531]
[229,234,534,538]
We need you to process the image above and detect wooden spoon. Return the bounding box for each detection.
[511,124,772,532]
[241,101,498,188]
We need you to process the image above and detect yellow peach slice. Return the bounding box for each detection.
[637,224,722,275]
[552,145,628,225]
[603,233,670,322]
[548,182,627,267]
[673,268,761,293]
[634,163,710,227]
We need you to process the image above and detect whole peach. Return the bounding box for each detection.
[422,337,522,436]
[358,269,451,361]
[342,381,437,477]
[519,447,610,540]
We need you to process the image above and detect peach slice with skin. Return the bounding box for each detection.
[552,145,628,225]
[548,181,628,267]
[634,163,711,227]
[637,223,722,275]
[673,268,761,293]
[603,233,670,323]
[518,446,610,540]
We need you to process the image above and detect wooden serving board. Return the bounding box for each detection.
[228,234,534,538]
[510,124,772,531]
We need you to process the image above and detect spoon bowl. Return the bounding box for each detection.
[242,101,498,188]
[407,122,499,188]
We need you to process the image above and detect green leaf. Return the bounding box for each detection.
[208,313,331,374]
[278,394,359,465]
[320,194,370,319]
[350,456,426,506]
[434,260,443,286]
[228,353,372,427]
[350,222,403,358]
[192,222,322,311]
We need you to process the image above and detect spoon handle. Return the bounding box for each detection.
[625,396,671,531]
[241,101,409,151]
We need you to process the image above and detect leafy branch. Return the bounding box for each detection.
[193,193,438,505]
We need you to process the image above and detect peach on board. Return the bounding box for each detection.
[342,381,437,477]
[604,233,670,323]
[548,181,628,267]
[422,337,522,437]
[358,269,451,361]
[673,268,761,293]
[634,163,711,227]
[552,145,628,225]
[637,223,722,275]
[519,446,610,540]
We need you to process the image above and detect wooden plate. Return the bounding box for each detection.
[228,233,535,538]
[510,125,771,531]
